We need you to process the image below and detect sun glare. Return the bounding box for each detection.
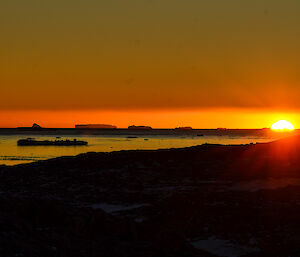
[271,120,295,131]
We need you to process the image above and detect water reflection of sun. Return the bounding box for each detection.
[271,120,295,131]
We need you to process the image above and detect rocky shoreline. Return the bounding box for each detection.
[1,136,300,256]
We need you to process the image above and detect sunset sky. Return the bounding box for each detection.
[1,0,300,128]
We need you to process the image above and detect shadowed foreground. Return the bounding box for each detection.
[2,136,300,256]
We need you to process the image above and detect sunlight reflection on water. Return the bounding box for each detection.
[0,132,293,165]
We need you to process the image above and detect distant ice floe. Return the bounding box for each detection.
[90,203,151,213]
[0,155,45,161]
[190,237,259,257]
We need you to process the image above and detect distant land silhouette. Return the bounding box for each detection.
[175,126,193,130]
[128,125,152,130]
[17,123,43,130]
[75,124,117,129]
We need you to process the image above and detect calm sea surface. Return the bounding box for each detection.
[0,129,297,166]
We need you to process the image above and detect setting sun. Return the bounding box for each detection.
[271,120,295,130]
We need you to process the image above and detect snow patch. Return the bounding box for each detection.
[230,178,300,192]
[90,203,150,213]
[190,237,259,257]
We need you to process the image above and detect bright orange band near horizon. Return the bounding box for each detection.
[0,109,299,129]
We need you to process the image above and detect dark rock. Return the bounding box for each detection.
[1,136,300,256]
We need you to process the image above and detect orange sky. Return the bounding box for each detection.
[1,109,300,129]
[1,1,300,128]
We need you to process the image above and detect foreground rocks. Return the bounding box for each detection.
[1,136,300,256]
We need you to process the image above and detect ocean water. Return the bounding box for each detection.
[0,129,297,166]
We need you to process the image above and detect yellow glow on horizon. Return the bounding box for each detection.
[271,120,295,131]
